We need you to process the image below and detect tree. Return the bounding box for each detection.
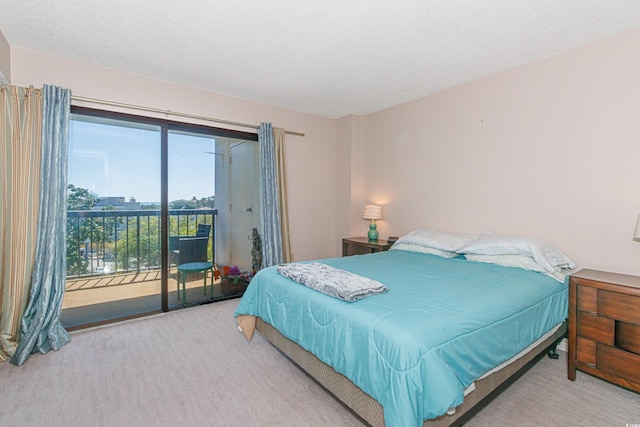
[169,195,214,209]
[67,184,99,210]
[200,196,215,208]
[114,215,162,270]
[66,185,119,276]
[66,185,98,275]
[169,198,199,210]
[114,213,213,270]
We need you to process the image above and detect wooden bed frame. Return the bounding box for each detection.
[256,318,566,427]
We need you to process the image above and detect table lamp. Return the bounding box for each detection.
[363,204,383,241]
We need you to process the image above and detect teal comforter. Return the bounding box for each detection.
[234,250,568,427]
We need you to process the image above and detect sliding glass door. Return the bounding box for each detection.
[62,107,259,329]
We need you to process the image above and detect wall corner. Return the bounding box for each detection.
[335,115,366,252]
[0,30,11,83]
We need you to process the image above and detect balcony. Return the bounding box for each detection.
[62,208,242,329]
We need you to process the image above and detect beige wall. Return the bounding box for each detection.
[335,115,367,254]
[7,26,640,275]
[0,30,9,82]
[9,47,338,262]
[361,27,640,276]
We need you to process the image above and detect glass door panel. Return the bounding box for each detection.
[63,113,162,328]
[167,130,216,307]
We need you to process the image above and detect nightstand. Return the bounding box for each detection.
[342,237,392,257]
[568,269,640,393]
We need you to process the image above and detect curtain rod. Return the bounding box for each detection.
[71,95,305,137]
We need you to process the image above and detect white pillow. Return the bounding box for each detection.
[464,254,570,283]
[394,228,478,253]
[464,253,548,273]
[457,233,575,274]
[390,242,458,258]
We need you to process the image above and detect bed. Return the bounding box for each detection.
[234,230,573,427]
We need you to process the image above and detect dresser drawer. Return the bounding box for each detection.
[576,337,596,365]
[576,312,614,345]
[597,343,640,384]
[616,321,640,355]
[599,291,640,325]
[577,285,598,313]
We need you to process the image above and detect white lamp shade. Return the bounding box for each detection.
[363,204,383,220]
[634,214,640,241]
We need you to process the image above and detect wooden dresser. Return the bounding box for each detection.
[568,269,640,392]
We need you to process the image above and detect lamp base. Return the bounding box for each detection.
[368,221,378,241]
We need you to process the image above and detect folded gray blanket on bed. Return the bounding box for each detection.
[277,262,388,302]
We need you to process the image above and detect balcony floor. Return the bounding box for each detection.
[63,269,241,329]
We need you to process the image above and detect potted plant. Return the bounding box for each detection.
[215,265,254,296]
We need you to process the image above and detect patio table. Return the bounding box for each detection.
[177,261,213,302]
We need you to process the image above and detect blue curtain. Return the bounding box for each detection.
[258,123,284,267]
[11,85,71,366]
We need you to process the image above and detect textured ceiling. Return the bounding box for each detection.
[1,1,640,118]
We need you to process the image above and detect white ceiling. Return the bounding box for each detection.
[2,1,640,119]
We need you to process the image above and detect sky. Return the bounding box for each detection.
[68,118,215,203]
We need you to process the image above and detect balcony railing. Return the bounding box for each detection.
[66,208,216,278]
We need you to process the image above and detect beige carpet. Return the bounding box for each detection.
[1,300,638,427]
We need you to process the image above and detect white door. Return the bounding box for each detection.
[229,141,258,271]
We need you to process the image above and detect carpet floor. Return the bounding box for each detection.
[1,299,638,426]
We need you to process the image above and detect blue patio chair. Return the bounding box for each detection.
[174,236,213,301]
[169,223,211,266]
